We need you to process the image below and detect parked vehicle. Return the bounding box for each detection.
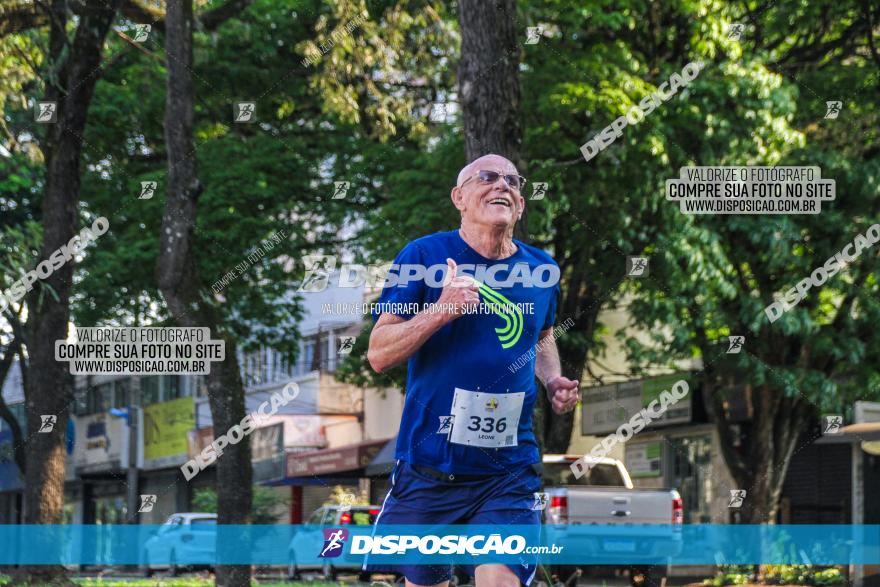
[142,512,217,576]
[541,454,683,587]
[287,504,381,581]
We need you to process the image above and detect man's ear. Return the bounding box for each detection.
[451,186,466,211]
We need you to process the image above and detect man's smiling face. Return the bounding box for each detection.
[452,154,525,230]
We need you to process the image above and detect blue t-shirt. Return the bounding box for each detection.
[372,230,561,474]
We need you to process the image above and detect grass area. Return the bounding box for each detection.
[75,583,343,587]
[0,578,344,587]
[78,581,216,587]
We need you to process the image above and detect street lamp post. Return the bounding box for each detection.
[126,377,140,523]
[111,377,140,523]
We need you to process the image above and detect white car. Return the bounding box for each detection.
[142,512,217,576]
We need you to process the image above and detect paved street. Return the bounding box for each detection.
[67,570,698,587]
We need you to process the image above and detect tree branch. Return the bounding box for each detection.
[97,29,165,79]
[863,0,880,70]
[774,19,868,68]
[814,269,871,376]
[10,42,43,80]
[0,7,48,38]
[120,0,165,30]
[198,0,253,31]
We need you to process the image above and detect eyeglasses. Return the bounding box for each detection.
[459,169,527,191]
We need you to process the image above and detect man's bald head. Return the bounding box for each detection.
[456,154,519,187]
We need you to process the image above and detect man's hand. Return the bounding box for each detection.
[546,375,579,414]
[368,258,478,373]
[437,258,480,320]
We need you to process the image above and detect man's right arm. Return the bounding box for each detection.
[367,311,450,373]
[367,258,478,373]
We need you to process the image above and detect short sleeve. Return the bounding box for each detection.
[371,242,426,322]
[542,272,561,331]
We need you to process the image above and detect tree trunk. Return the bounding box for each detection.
[704,375,814,524]
[158,2,252,585]
[457,0,529,241]
[16,0,119,583]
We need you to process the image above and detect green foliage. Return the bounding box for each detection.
[191,486,288,525]
[1,0,878,480]
[45,0,362,353]
[704,565,756,586]
[703,565,846,586]
[328,0,880,436]
[190,488,217,513]
[703,573,751,586]
[762,565,845,586]
[0,219,41,288]
[299,0,457,140]
[582,2,880,460]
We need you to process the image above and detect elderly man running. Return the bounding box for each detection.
[366,154,579,587]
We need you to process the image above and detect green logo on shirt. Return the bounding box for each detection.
[478,284,523,349]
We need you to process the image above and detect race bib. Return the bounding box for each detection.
[449,388,524,448]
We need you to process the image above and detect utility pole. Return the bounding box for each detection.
[126,377,140,523]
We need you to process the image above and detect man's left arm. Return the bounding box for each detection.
[535,328,579,415]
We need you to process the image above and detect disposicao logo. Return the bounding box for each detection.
[479,284,523,349]
[319,528,348,558]
[350,533,530,555]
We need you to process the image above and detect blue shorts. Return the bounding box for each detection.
[365,460,542,586]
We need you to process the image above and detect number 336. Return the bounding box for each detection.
[467,416,507,433]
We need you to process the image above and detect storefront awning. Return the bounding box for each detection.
[364,436,396,477]
[263,438,390,486]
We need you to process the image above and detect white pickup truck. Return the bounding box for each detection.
[541,454,683,587]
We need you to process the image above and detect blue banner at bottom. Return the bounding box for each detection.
[0,525,878,565]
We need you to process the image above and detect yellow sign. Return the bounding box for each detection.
[143,397,194,460]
